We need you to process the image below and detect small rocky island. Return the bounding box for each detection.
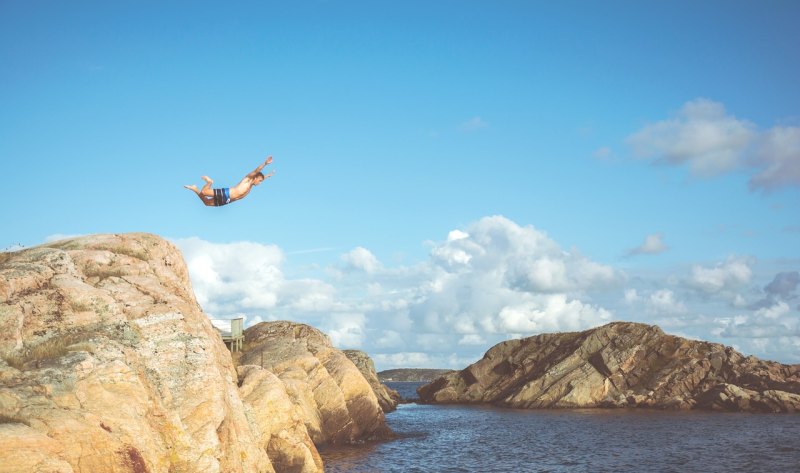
[418,322,800,412]
[377,368,454,382]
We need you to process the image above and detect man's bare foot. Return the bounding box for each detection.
[201,176,213,184]
[184,184,198,192]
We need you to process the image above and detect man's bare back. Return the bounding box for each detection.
[184,157,274,207]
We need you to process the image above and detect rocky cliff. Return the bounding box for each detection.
[0,233,378,473]
[418,322,800,413]
[240,322,394,445]
[0,234,273,472]
[343,349,400,413]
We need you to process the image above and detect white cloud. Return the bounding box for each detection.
[624,288,640,303]
[174,216,625,369]
[458,334,486,346]
[324,313,366,348]
[627,233,668,256]
[647,289,687,315]
[174,237,285,314]
[375,330,405,349]
[447,230,470,241]
[627,99,755,176]
[459,116,488,133]
[687,258,752,294]
[372,352,433,368]
[750,126,800,191]
[372,351,477,370]
[172,219,799,369]
[342,247,381,273]
[495,295,612,333]
[755,301,790,320]
[622,287,686,316]
[626,99,800,191]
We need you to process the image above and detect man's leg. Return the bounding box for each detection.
[184,183,215,206]
[201,176,213,194]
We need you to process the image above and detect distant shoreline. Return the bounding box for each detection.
[378,368,454,383]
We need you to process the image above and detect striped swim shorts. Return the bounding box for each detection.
[213,188,231,206]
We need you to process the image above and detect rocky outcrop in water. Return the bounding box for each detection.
[418,322,800,413]
[241,322,394,445]
[344,349,400,413]
[378,368,455,382]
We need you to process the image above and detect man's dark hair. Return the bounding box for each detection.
[255,172,264,179]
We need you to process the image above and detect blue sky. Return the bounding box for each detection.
[2,1,799,369]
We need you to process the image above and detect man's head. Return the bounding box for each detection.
[253,172,265,185]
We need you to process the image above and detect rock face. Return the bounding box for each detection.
[241,322,394,445]
[0,234,313,472]
[343,349,400,413]
[418,322,800,413]
[237,365,323,473]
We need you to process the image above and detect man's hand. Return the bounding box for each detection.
[265,156,273,166]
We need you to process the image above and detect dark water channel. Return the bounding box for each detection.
[320,382,800,472]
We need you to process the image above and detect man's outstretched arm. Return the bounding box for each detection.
[247,156,272,178]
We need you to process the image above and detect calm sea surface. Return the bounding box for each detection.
[320,382,800,472]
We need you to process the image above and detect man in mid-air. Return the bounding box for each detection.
[184,156,274,207]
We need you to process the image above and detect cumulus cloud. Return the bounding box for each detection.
[622,287,686,316]
[431,216,619,294]
[627,99,800,190]
[173,220,798,368]
[627,99,755,176]
[175,237,285,314]
[342,247,381,273]
[494,295,612,333]
[172,216,625,369]
[647,289,687,315]
[627,233,668,256]
[458,334,486,346]
[687,257,752,295]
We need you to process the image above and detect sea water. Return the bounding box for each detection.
[319,382,800,472]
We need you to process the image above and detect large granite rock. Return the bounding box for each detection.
[343,349,400,413]
[241,322,394,445]
[418,322,800,412]
[0,234,302,472]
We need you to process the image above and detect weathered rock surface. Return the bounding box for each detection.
[0,234,295,472]
[343,349,400,413]
[241,322,394,445]
[418,322,800,412]
[237,365,323,473]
